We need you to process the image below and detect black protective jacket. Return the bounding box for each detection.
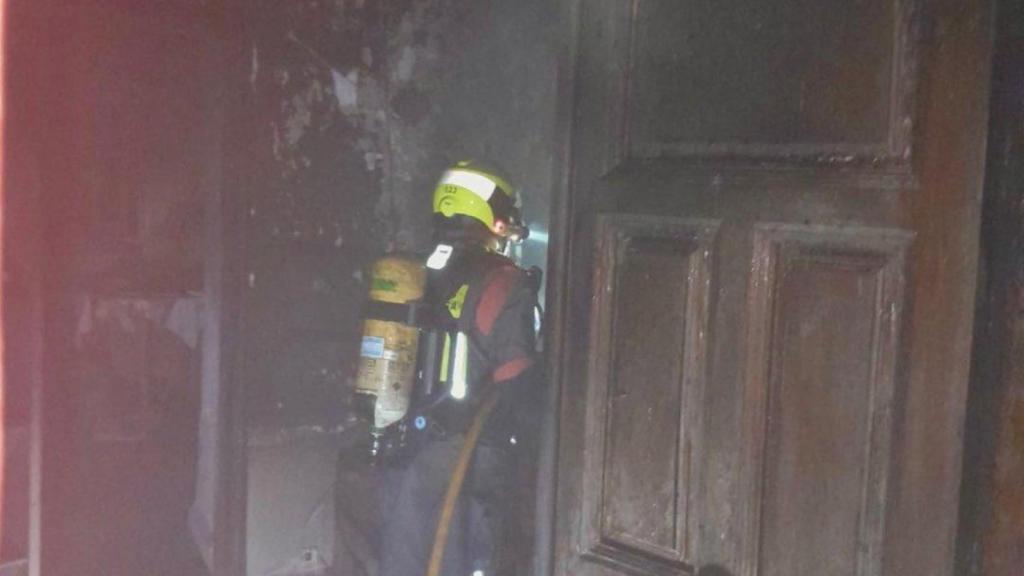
[422,246,541,444]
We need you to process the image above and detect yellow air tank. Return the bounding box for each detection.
[355,255,425,432]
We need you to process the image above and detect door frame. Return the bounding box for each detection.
[533,0,584,574]
[190,2,255,575]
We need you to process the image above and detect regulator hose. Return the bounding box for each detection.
[425,388,501,576]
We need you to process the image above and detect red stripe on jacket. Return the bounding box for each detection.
[475,265,518,336]
[492,356,534,383]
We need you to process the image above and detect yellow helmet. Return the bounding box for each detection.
[431,161,522,239]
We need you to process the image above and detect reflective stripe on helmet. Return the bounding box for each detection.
[439,169,497,201]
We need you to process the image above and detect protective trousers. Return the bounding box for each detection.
[378,435,512,576]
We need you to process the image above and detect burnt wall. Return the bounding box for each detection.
[237,1,560,574]
[241,0,557,432]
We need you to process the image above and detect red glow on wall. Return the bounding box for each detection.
[0,0,8,547]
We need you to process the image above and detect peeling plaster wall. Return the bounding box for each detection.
[385,0,557,274]
[240,2,559,574]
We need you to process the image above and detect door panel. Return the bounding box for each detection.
[743,225,909,576]
[553,1,991,576]
[628,0,912,158]
[579,216,717,574]
[592,0,919,171]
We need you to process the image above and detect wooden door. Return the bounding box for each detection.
[551,1,992,576]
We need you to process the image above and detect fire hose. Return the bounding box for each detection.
[425,388,501,576]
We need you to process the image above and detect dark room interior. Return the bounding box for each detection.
[1,1,1022,576]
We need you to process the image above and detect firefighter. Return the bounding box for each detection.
[376,161,541,576]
